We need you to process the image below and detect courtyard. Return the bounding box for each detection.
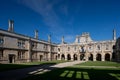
[23,61,120,80]
[0,61,120,80]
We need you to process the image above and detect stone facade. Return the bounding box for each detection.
[114,37,120,62]
[57,32,116,61]
[0,20,57,63]
[0,20,118,63]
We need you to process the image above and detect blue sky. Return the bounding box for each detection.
[0,0,120,43]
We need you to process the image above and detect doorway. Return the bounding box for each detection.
[40,55,43,61]
[9,54,15,63]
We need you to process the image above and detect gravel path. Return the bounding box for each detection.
[0,61,85,80]
[51,61,86,68]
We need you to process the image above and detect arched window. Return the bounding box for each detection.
[105,53,110,61]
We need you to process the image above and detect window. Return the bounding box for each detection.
[106,44,109,50]
[58,48,60,52]
[18,51,25,59]
[52,46,54,51]
[32,42,37,49]
[18,39,25,48]
[0,50,3,59]
[81,46,85,53]
[0,36,4,44]
[89,46,92,50]
[44,44,48,50]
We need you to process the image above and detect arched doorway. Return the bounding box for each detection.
[89,54,93,61]
[105,53,110,61]
[67,54,71,60]
[73,54,77,60]
[58,54,60,59]
[61,54,65,60]
[96,53,101,61]
[80,54,85,61]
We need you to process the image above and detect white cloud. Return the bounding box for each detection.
[16,0,76,43]
[18,0,65,34]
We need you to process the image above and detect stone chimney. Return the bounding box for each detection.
[48,35,51,42]
[75,35,79,43]
[8,20,14,32]
[34,30,38,39]
[61,36,64,44]
[113,29,116,40]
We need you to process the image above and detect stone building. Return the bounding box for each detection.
[0,20,57,63]
[114,37,120,62]
[57,31,116,61]
[0,20,118,63]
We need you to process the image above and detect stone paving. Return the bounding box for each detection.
[0,61,85,80]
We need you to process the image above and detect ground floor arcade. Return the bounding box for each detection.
[57,52,112,61]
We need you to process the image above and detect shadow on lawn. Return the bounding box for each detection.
[24,67,120,80]
[0,63,58,80]
[0,63,57,72]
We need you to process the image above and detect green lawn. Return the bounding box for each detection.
[23,61,120,80]
[0,60,68,72]
[24,67,120,80]
[76,61,120,67]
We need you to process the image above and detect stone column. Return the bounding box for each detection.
[48,35,52,61]
[93,44,96,61]
[77,53,79,61]
[102,53,105,61]
[65,53,67,60]
[93,54,96,61]
[85,53,88,61]
[71,54,73,61]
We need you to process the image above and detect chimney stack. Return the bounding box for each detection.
[48,35,51,42]
[75,35,79,43]
[34,30,38,39]
[62,36,64,44]
[8,20,14,32]
[113,29,116,40]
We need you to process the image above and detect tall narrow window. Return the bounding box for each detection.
[58,48,60,52]
[0,36,4,45]
[0,50,3,59]
[52,46,54,51]
[18,51,25,59]
[18,39,25,48]
[44,44,48,50]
